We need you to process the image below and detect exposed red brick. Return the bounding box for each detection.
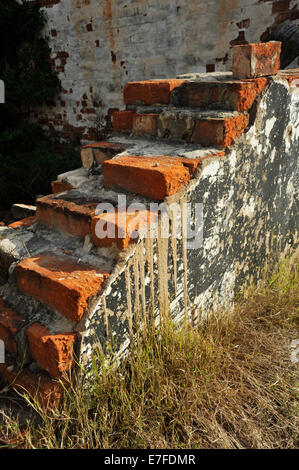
[132,113,158,136]
[8,216,37,230]
[92,208,158,250]
[15,253,110,322]
[26,323,76,378]
[232,41,281,79]
[174,78,268,112]
[278,69,299,85]
[36,195,97,238]
[103,155,196,200]
[124,80,186,105]
[0,360,63,408]
[0,299,26,355]
[192,114,250,148]
[51,181,74,194]
[81,141,128,168]
[112,110,135,132]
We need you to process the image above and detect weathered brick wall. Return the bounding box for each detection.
[31,0,299,142]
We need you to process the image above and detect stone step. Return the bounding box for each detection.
[26,322,76,378]
[81,141,128,169]
[112,108,249,148]
[170,77,268,111]
[8,216,37,230]
[0,359,63,407]
[103,152,224,200]
[11,204,36,220]
[0,217,115,283]
[91,207,158,250]
[0,296,76,378]
[124,79,186,106]
[36,189,160,249]
[14,252,110,323]
[56,167,89,190]
[36,191,103,239]
[51,181,74,194]
[156,109,249,148]
[123,76,269,112]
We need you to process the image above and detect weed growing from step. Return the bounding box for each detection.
[0,256,298,449]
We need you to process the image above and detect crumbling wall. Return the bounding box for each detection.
[30,0,299,142]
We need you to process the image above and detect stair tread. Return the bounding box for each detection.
[127,105,243,119]
[107,135,222,158]
[0,218,115,274]
[15,252,110,322]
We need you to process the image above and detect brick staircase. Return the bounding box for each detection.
[0,61,298,406]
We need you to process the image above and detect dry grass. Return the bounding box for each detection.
[0,256,298,449]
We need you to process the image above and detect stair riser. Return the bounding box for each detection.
[170,79,268,111]
[124,80,185,105]
[0,297,76,378]
[113,110,249,148]
[157,114,249,148]
[103,155,221,200]
[36,203,92,239]
[37,200,154,249]
[81,142,128,168]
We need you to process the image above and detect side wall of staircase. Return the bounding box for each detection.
[79,77,299,367]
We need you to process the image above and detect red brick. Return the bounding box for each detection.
[173,78,268,112]
[0,299,26,355]
[103,155,201,200]
[232,41,281,79]
[124,80,185,105]
[8,216,37,230]
[15,253,110,322]
[0,360,63,408]
[112,110,135,132]
[192,114,249,148]
[92,208,158,250]
[36,195,97,238]
[132,113,158,136]
[278,69,299,85]
[51,181,74,194]
[81,141,128,168]
[26,323,76,378]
